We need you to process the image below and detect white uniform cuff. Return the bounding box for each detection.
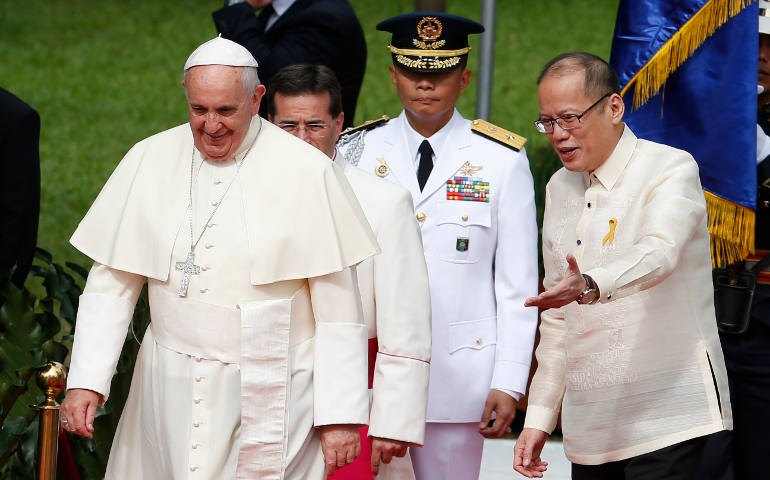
[491,360,531,396]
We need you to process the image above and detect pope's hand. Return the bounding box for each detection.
[513,428,549,478]
[319,424,360,477]
[60,388,103,439]
[370,437,412,476]
[524,254,585,309]
[479,389,517,438]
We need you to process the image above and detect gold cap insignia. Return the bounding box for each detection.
[417,17,442,41]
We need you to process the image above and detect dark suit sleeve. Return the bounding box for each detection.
[0,93,40,287]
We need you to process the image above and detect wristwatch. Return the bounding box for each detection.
[576,274,599,305]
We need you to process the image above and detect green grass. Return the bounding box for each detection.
[0,0,619,272]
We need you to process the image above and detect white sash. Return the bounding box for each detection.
[149,286,305,480]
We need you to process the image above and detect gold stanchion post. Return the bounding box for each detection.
[33,361,67,480]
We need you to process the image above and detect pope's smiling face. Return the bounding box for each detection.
[184,65,264,162]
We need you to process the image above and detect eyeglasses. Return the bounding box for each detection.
[534,93,612,134]
[277,121,331,135]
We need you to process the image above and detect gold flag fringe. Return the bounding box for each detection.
[705,190,756,267]
[621,0,755,110]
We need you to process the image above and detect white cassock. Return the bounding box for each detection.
[328,152,432,480]
[67,117,378,480]
[341,110,539,479]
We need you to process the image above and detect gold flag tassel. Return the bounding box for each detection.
[621,0,756,110]
[705,190,756,267]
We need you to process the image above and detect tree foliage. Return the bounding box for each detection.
[0,249,148,479]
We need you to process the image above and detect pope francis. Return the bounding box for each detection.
[59,36,379,479]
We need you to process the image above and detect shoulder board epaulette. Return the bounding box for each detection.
[471,119,527,151]
[340,115,390,137]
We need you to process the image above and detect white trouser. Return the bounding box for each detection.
[410,423,484,480]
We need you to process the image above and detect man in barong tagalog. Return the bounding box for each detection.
[59,36,378,479]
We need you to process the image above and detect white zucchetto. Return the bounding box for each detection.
[184,35,259,71]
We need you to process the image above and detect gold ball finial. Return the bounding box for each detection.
[35,362,67,409]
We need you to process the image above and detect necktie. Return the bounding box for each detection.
[417,140,433,191]
[255,4,275,33]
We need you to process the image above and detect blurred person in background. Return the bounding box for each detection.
[0,87,40,292]
[213,0,366,128]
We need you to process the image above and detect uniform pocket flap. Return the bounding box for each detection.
[437,202,491,227]
[448,316,497,353]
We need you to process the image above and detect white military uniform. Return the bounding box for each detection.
[328,152,431,480]
[341,110,539,479]
[67,117,377,480]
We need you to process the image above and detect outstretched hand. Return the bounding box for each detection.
[524,254,585,309]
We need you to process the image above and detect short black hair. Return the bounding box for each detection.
[265,64,343,118]
[537,52,620,99]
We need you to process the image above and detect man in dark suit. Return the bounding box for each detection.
[213,0,366,128]
[0,87,40,289]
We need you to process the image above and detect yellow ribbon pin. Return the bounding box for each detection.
[602,218,617,246]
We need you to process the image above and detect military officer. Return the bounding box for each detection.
[338,12,539,479]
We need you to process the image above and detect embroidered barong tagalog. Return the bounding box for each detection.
[446,176,490,202]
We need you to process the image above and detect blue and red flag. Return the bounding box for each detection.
[610,0,758,266]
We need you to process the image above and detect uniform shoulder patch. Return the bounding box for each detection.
[339,115,390,139]
[471,119,527,151]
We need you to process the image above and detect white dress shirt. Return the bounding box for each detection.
[265,0,295,31]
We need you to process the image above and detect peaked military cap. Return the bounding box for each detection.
[376,12,484,72]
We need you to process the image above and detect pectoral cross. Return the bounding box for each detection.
[175,251,200,297]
